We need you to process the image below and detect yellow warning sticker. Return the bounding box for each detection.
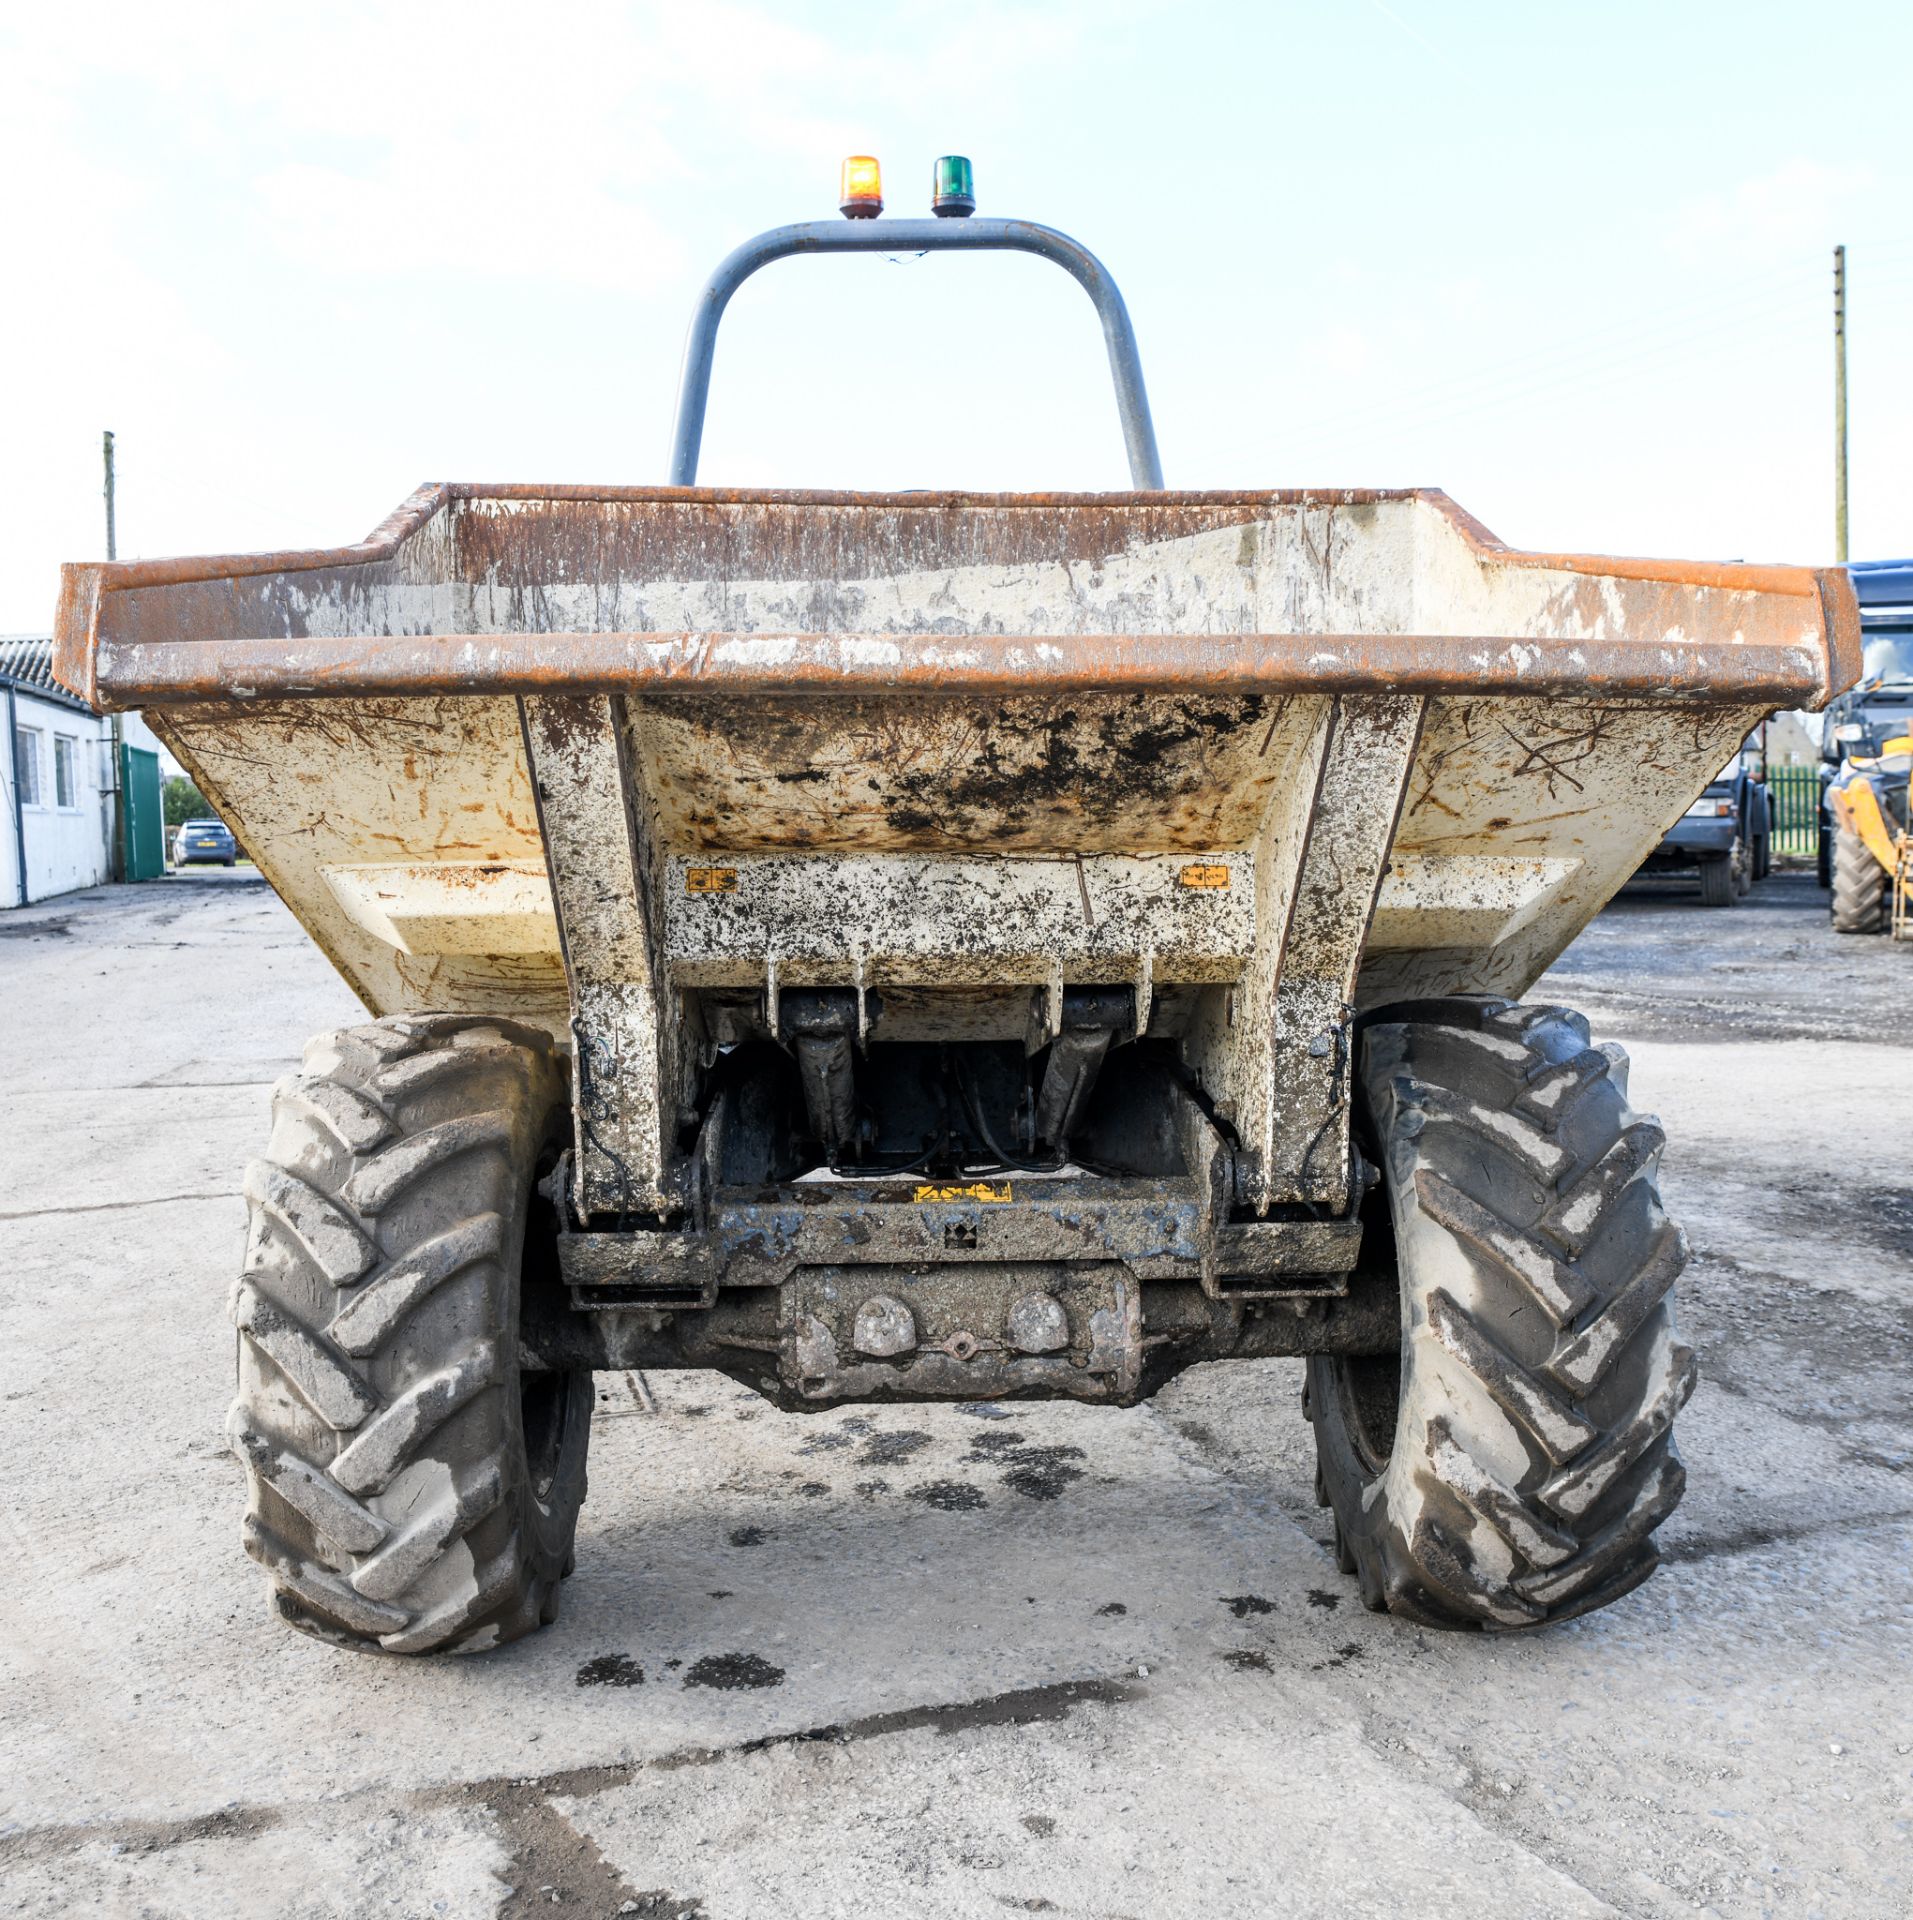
[913,1182,1012,1205]
[1178,863,1231,889]
[685,867,739,894]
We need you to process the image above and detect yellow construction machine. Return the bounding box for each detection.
[1827,732,1913,938]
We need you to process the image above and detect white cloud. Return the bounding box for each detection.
[1668,158,1875,262]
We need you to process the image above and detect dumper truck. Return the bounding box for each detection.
[55,162,1861,1654]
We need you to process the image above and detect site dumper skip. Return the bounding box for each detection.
[55,158,1861,1655]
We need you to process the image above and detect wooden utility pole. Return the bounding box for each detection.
[1833,245,1848,564]
[102,429,126,879]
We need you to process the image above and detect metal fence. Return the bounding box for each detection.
[1769,764,1821,858]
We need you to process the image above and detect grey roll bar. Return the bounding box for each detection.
[666,216,1164,489]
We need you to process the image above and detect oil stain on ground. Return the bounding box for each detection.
[907,1480,987,1511]
[1002,1450,1085,1500]
[575,1654,645,1688]
[962,1438,1087,1500]
[682,1652,787,1691]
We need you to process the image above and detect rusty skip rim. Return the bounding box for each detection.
[53,481,1863,710]
[89,626,1833,707]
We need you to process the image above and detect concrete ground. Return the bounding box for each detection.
[0,866,1908,1920]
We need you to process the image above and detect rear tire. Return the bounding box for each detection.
[1307,1000,1694,1630]
[228,1014,591,1654]
[1830,821,1889,934]
[1698,851,1737,907]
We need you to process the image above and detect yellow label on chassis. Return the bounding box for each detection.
[684,867,739,894]
[1177,863,1230,889]
[914,1182,1012,1204]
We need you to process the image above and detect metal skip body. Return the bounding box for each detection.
[55,483,1859,1403]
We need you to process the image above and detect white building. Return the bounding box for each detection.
[2,635,168,907]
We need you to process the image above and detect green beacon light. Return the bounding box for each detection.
[932,154,975,218]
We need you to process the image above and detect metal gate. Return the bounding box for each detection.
[1769,763,1821,859]
[120,744,165,881]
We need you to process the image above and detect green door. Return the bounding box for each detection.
[121,743,165,881]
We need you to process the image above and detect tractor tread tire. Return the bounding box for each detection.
[1308,999,1693,1631]
[229,1014,591,1655]
[1830,821,1890,934]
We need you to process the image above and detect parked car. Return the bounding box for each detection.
[172,817,238,867]
[1635,724,1772,905]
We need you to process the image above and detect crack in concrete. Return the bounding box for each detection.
[0,1191,240,1222]
[0,1673,1144,1872]
[476,1782,654,1916]
[1658,1506,1913,1565]
[1348,1711,1632,1919]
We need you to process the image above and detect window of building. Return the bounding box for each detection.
[54,733,79,809]
[13,724,41,807]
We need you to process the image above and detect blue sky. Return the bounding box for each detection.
[4,0,1910,627]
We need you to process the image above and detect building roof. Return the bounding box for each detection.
[0,635,97,715]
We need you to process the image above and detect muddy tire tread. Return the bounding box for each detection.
[1309,999,1694,1631]
[1830,821,1889,934]
[229,1015,588,1654]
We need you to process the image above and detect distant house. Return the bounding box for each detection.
[1765,709,1821,766]
[1,636,168,906]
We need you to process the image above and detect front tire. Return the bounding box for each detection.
[1698,850,1737,907]
[228,1014,591,1654]
[1308,1001,1694,1630]
[1830,821,1889,934]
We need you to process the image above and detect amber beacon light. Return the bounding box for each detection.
[838,155,883,219]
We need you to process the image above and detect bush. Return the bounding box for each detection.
[162,775,211,830]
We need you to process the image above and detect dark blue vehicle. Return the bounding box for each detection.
[172,816,238,867]
[1636,721,1772,906]
[1819,559,1913,889]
